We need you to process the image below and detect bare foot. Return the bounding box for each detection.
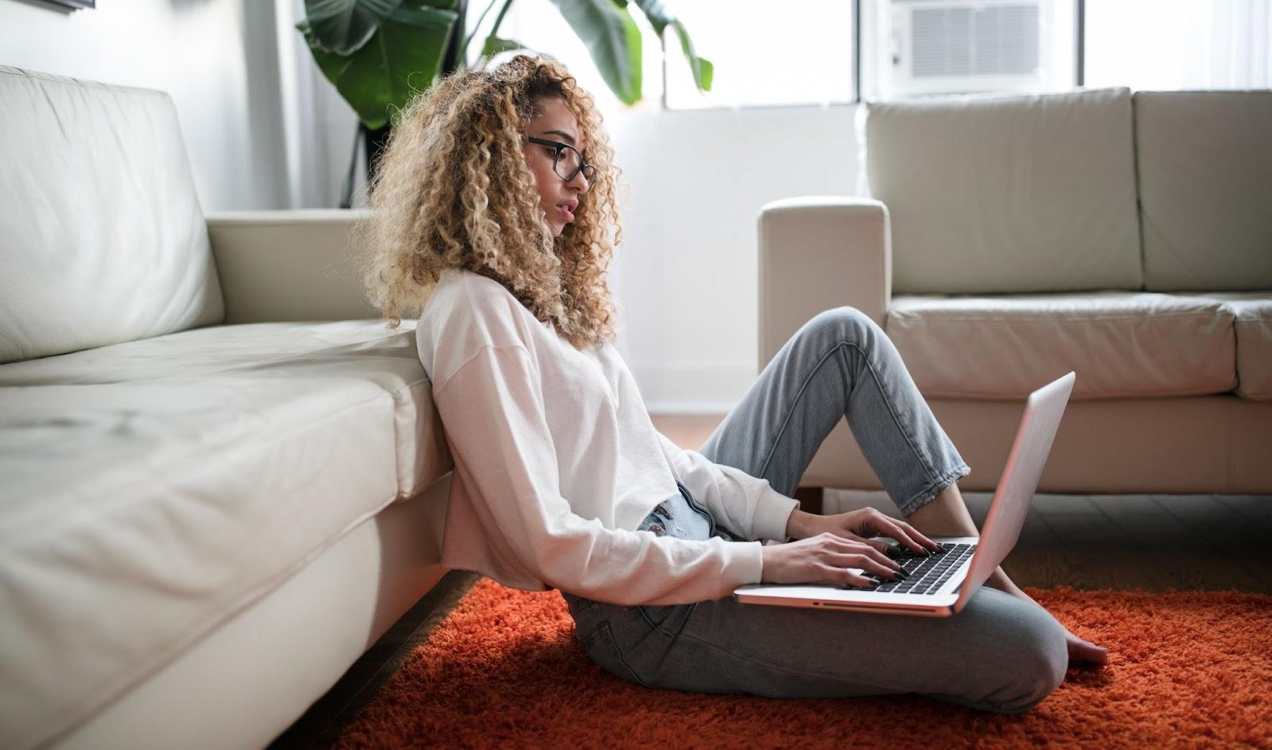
[986,570,1109,667]
[1066,631,1109,665]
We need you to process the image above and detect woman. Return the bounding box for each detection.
[357,53,1106,714]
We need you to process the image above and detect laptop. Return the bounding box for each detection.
[733,371,1076,617]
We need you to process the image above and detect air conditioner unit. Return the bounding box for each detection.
[888,0,1053,97]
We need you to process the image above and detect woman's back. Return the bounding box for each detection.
[417,266,788,604]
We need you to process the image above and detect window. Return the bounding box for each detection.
[473,0,1268,114]
[662,0,858,110]
[1084,0,1272,90]
[859,0,1078,100]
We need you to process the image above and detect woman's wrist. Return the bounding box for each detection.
[784,509,821,540]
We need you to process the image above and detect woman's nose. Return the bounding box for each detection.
[567,170,588,193]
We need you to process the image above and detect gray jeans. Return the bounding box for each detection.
[561,307,1069,713]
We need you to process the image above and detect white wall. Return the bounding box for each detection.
[0,0,292,212]
[607,103,863,414]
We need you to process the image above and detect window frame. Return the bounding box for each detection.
[658,0,1088,111]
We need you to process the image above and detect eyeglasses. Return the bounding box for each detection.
[526,136,595,193]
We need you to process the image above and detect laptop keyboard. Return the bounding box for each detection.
[861,543,977,596]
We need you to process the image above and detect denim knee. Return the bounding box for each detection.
[802,306,880,347]
[986,608,1069,713]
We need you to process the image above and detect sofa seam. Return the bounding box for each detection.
[1130,89,1149,290]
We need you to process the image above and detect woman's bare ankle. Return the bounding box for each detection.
[906,481,979,539]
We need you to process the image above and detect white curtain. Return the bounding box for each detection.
[1202,0,1272,88]
[1086,0,1271,91]
[272,0,359,209]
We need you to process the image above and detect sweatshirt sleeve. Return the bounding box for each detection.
[654,431,800,544]
[433,342,767,606]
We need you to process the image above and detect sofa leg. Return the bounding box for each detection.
[793,486,824,516]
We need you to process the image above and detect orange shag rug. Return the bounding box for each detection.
[335,579,1272,749]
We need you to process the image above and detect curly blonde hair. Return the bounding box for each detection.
[355,54,623,351]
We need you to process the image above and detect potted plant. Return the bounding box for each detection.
[297,0,713,206]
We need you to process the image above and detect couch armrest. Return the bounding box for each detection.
[757,196,891,372]
[206,209,381,324]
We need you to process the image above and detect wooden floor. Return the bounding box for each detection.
[269,413,1272,749]
[832,489,1272,593]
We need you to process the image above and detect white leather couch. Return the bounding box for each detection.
[759,87,1272,507]
[0,67,453,750]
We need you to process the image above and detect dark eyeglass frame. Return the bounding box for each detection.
[526,136,596,188]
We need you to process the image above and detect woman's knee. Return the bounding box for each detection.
[802,306,879,347]
[983,602,1069,713]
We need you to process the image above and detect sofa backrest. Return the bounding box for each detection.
[859,87,1143,295]
[1134,90,1272,292]
[0,67,224,365]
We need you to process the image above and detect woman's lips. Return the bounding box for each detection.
[557,205,575,222]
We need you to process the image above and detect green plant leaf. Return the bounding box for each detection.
[671,19,712,91]
[304,0,403,55]
[630,0,711,92]
[304,0,459,55]
[298,5,459,130]
[481,35,530,56]
[546,0,642,105]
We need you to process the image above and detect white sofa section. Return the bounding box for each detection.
[885,292,1237,400]
[0,67,223,364]
[1,66,453,750]
[760,87,1272,499]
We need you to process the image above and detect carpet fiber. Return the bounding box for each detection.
[334,579,1272,748]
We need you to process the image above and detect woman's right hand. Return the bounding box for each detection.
[760,532,905,587]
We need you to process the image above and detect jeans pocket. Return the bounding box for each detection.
[579,620,647,687]
[564,592,603,620]
[637,604,676,629]
[637,601,698,635]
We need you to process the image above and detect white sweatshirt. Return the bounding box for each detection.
[414,267,800,606]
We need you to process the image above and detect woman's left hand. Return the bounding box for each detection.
[788,508,942,556]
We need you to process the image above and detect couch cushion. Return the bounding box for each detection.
[0,66,224,365]
[1174,292,1272,401]
[1135,91,1272,291]
[0,320,446,750]
[859,87,1142,295]
[885,292,1236,400]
